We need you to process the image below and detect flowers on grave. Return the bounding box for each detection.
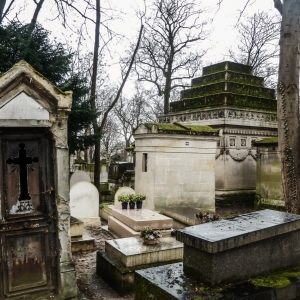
[117,194,130,203]
[132,194,146,201]
[195,211,219,223]
[140,227,162,244]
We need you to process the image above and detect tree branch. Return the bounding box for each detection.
[99,23,144,132]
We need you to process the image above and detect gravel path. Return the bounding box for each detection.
[72,223,134,300]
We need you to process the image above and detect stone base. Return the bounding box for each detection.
[108,216,140,238]
[96,251,182,296]
[96,236,183,295]
[135,262,300,300]
[70,216,84,237]
[105,236,183,267]
[177,210,300,285]
[255,197,286,211]
[215,190,255,207]
[71,235,95,252]
[162,206,214,227]
[80,216,101,224]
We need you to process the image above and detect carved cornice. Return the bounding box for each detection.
[158,109,277,124]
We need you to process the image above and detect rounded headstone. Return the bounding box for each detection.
[114,186,136,209]
[70,170,91,187]
[70,181,100,223]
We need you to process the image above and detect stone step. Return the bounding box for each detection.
[105,236,183,267]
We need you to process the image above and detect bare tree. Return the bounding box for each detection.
[114,85,151,147]
[0,0,16,23]
[135,0,208,114]
[100,117,124,162]
[227,11,280,88]
[89,0,144,192]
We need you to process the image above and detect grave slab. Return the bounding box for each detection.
[111,208,173,231]
[135,262,300,300]
[105,236,183,267]
[176,209,300,284]
[96,237,183,295]
[108,216,140,238]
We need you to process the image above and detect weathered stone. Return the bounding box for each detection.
[70,170,91,187]
[176,209,300,284]
[96,237,183,295]
[135,262,300,300]
[133,123,218,211]
[70,181,100,223]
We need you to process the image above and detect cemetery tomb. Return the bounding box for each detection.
[70,181,100,223]
[0,61,77,299]
[158,61,278,206]
[108,207,173,238]
[96,236,183,295]
[133,123,219,211]
[135,209,300,300]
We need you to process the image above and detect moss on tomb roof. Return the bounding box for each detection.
[144,122,218,136]
[253,137,278,146]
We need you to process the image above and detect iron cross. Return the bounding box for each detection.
[7,143,38,200]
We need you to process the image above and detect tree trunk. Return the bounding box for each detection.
[0,0,6,23]
[90,0,101,193]
[277,0,300,213]
[30,0,45,31]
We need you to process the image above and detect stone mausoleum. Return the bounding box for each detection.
[0,61,77,299]
[158,61,278,204]
[133,123,219,211]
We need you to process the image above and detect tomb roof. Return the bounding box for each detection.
[170,61,276,114]
[142,122,218,135]
[0,60,72,111]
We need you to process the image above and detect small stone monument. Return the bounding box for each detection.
[70,181,100,223]
[70,170,91,187]
[114,186,135,209]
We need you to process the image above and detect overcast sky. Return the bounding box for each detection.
[10,0,280,93]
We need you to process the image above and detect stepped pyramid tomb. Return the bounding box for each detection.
[158,61,278,204]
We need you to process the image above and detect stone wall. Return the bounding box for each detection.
[134,123,218,211]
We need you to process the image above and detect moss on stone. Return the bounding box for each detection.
[144,123,218,136]
[253,137,278,145]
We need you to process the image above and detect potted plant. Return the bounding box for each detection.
[118,194,130,210]
[133,194,146,209]
[128,194,136,210]
[140,227,162,245]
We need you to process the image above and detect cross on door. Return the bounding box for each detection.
[7,143,38,200]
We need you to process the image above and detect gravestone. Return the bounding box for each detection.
[114,186,135,209]
[100,159,108,183]
[70,170,91,187]
[0,61,77,299]
[70,181,100,223]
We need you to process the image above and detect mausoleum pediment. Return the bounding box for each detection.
[0,60,72,127]
[0,91,49,120]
